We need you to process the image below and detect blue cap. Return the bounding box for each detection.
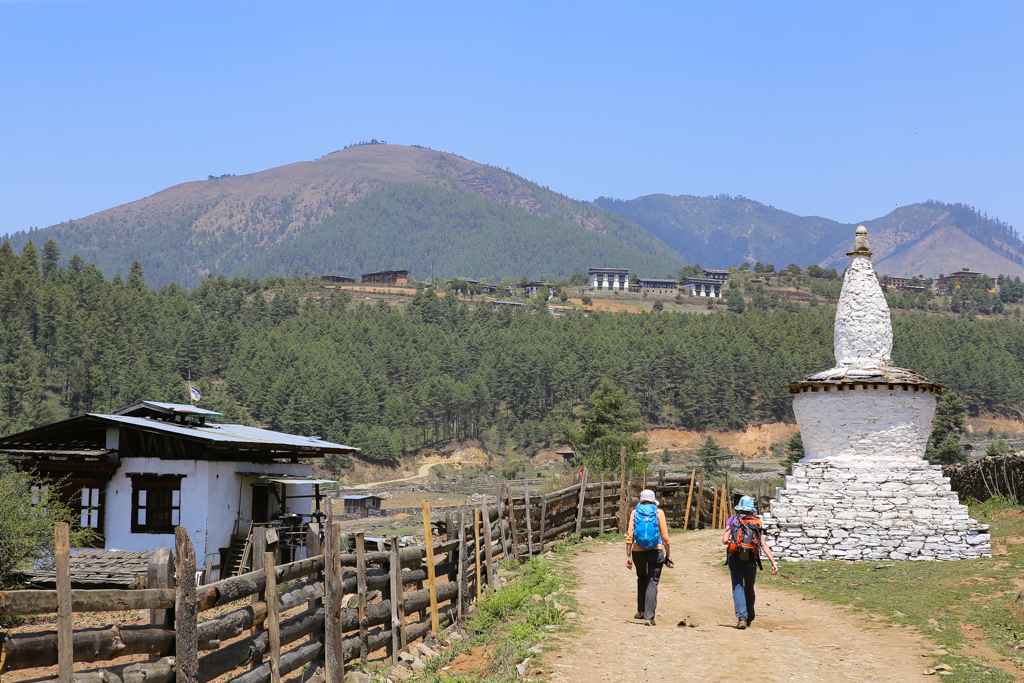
[735,495,757,513]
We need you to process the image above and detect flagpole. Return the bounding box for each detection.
[188,369,194,406]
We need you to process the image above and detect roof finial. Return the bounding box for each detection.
[850,225,871,255]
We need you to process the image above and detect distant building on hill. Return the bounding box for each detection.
[361,269,410,285]
[321,275,356,285]
[702,269,730,282]
[447,278,498,295]
[589,267,630,291]
[936,267,995,291]
[680,277,723,298]
[490,300,527,310]
[636,277,677,292]
[516,282,554,298]
[341,494,383,516]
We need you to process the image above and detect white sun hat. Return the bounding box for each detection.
[639,489,657,504]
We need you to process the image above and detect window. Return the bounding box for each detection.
[130,474,184,534]
[80,487,102,529]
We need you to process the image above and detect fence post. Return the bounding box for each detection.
[148,547,174,632]
[356,532,368,661]
[725,472,732,524]
[305,522,322,639]
[538,493,547,554]
[575,468,589,536]
[683,469,696,530]
[619,446,627,532]
[496,487,510,560]
[474,508,482,597]
[393,536,407,652]
[481,503,496,589]
[175,527,198,683]
[265,551,281,683]
[421,501,440,633]
[55,522,72,683]
[599,473,605,536]
[324,514,343,683]
[250,526,267,671]
[523,483,534,557]
[504,485,520,560]
[712,484,719,530]
[457,509,467,621]
[696,470,706,529]
[389,539,401,664]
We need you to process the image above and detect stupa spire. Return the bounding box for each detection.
[833,225,892,368]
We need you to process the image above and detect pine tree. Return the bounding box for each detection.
[781,431,804,468]
[696,435,726,472]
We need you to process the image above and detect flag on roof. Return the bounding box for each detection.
[190,386,202,401]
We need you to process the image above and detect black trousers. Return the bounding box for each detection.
[632,548,664,619]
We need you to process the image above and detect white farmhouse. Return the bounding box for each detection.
[0,401,357,579]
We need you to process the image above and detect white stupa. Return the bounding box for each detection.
[762,226,991,561]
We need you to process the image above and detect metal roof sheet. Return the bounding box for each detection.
[89,414,359,452]
[114,401,223,418]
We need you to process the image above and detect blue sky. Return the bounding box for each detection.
[2,1,1022,237]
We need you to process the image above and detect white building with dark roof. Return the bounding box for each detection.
[0,401,357,578]
[588,267,630,291]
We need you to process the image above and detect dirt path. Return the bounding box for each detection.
[545,530,938,682]
[359,462,439,488]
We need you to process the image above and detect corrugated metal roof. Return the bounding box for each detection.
[89,414,359,452]
[114,401,223,418]
[343,494,382,500]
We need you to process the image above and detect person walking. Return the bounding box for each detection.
[625,488,670,626]
[722,495,778,629]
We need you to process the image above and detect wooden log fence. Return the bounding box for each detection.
[1,473,736,682]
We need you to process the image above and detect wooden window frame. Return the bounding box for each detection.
[130,474,184,534]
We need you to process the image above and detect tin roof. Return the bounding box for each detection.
[114,401,223,418]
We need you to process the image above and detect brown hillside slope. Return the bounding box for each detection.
[874,223,1024,279]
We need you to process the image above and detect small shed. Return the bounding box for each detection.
[342,494,383,514]
[361,270,410,285]
[321,275,356,285]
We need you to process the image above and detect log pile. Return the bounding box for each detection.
[944,454,1024,504]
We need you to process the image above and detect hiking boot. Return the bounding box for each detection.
[634,612,644,620]
[736,619,747,630]
[746,617,755,628]
[644,618,656,626]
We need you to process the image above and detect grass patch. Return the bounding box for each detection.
[760,495,1024,682]
[403,537,584,682]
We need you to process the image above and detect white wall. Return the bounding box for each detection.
[100,458,312,565]
[793,386,936,462]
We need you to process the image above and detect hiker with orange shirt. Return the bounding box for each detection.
[625,488,671,626]
[722,495,778,629]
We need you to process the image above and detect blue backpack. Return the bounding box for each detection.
[633,504,660,550]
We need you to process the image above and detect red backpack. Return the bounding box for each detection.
[727,516,763,564]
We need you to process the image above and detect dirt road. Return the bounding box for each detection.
[359,462,440,488]
[545,530,938,682]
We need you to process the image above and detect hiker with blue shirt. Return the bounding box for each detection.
[625,488,670,626]
[722,495,778,630]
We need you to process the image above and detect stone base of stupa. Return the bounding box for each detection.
[762,458,991,562]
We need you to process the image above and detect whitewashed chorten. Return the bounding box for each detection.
[762,226,990,561]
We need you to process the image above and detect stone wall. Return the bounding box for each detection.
[793,386,935,461]
[763,458,990,561]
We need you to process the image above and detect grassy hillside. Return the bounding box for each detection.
[236,183,684,281]
[5,144,682,286]
[596,195,1024,278]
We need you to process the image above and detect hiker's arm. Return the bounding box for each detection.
[760,534,779,575]
[625,511,634,568]
[658,509,670,559]
[721,527,732,545]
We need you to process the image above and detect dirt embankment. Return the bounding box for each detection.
[645,423,799,457]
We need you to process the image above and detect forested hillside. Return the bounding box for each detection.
[2,240,1024,469]
[596,195,1024,279]
[236,184,683,281]
[4,144,683,287]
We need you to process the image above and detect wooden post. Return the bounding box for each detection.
[523,483,534,556]
[474,508,482,597]
[538,493,548,553]
[481,503,496,589]
[175,527,198,683]
[457,509,468,621]
[659,470,665,487]
[389,538,401,664]
[421,501,440,633]
[712,484,719,530]
[395,540,406,652]
[305,523,321,632]
[445,510,454,543]
[55,522,73,683]
[355,532,368,661]
[599,474,605,535]
[696,470,706,529]
[575,468,589,535]
[264,551,281,683]
[619,445,627,532]
[725,472,732,525]
[324,517,343,683]
[683,468,696,531]
[148,547,174,630]
[504,485,520,560]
